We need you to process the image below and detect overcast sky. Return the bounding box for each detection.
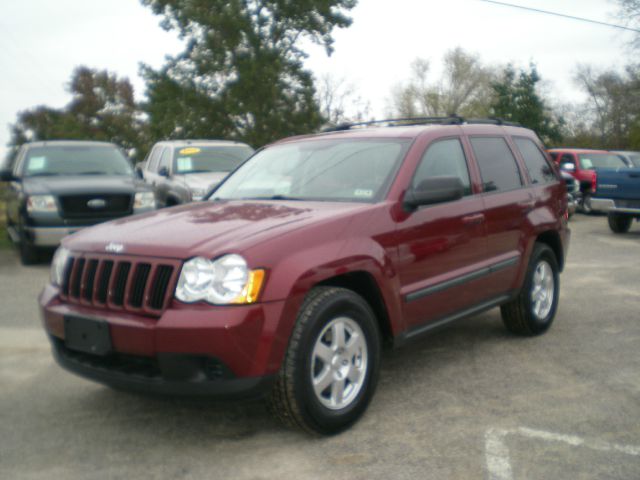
[0,0,635,159]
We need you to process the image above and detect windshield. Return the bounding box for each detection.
[22,145,132,177]
[173,145,253,174]
[578,153,627,170]
[212,138,410,203]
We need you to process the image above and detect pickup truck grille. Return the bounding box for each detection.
[59,254,180,317]
[58,194,132,218]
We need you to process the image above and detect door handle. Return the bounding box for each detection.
[462,213,485,225]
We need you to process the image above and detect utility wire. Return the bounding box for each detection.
[477,0,640,33]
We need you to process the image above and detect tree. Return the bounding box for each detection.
[572,64,640,149]
[315,74,370,127]
[10,66,149,159]
[389,48,495,118]
[616,0,640,49]
[141,0,357,147]
[490,64,563,144]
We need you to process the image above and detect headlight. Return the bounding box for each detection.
[51,247,71,286]
[175,254,265,305]
[27,195,57,213]
[190,188,206,200]
[134,191,155,209]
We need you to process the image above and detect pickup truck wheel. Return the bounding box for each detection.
[18,228,40,265]
[268,287,381,435]
[501,243,559,336]
[608,213,633,233]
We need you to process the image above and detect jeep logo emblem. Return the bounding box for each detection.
[87,198,107,209]
[105,242,124,253]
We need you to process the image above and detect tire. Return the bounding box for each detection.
[501,243,560,336]
[268,287,381,435]
[608,213,633,234]
[18,231,39,265]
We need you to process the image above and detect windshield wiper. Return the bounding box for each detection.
[76,171,109,175]
[242,195,303,201]
[26,172,62,177]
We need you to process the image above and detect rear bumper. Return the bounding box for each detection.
[591,198,640,214]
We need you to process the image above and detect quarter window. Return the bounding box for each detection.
[514,137,557,184]
[412,139,472,196]
[470,137,523,193]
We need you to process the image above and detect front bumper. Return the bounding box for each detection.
[27,226,81,247]
[40,285,291,397]
[591,198,640,214]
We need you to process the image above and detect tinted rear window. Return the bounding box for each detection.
[514,138,557,184]
[470,137,523,192]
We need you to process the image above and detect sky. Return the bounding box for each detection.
[0,0,635,159]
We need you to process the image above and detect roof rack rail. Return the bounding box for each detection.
[322,115,521,132]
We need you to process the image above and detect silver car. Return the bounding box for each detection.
[138,140,254,206]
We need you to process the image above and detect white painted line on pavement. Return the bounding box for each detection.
[485,426,640,480]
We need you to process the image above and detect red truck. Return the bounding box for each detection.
[40,118,570,434]
[548,148,629,213]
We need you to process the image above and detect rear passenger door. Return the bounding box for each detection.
[395,138,489,330]
[469,136,532,297]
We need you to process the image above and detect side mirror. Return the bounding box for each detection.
[0,169,16,182]
[560,163,575,172]
[404,176,464,210]
[158,166,170,177]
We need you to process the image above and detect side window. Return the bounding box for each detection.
[412,138,472,196]
[158,148,172,172]
[514,137,557,184]
[147,147,162,172]
[559,154,575,168]
[470,137,523,193]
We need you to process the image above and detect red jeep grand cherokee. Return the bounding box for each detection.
[40,118,570,434]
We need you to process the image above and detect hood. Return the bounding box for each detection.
[64,200,369,259]
[24,175,149,196]
[175,172,229,191]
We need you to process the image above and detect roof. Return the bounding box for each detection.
[548,148,610,154]
[25,140,118,148]
[275,122,536,145]
[154,139,251,148]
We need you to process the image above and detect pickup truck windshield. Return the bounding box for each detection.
[212,139,410,203]
[578,154,627,170]
[173,146,253,174]
[22,145,133,177]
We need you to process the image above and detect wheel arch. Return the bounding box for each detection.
[535,230,564,271]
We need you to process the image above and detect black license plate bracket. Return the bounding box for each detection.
[64,315,112,356]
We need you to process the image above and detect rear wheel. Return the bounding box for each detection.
[608,213,633,234]
[268,287,381,435]
[501,244,559,336]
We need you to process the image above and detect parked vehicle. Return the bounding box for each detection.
[591,166,640,233]
[560,171,580,218]
[40,118,570,434]
[548,148,629,213]
[138,140,254,207]
[1,141,156,265]
[612,150,640,168]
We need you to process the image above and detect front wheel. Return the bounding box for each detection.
[268,287,381,435]
[501,243,560,336]
[608,213,633,234]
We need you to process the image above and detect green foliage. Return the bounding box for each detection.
[490,64,563,144]
[9,67,150,160]
[141,0,357,147]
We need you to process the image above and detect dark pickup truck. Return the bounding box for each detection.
[1,141,156,264]
[591,167,640,233]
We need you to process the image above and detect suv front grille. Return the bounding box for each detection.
[59,254,180,316]
[58,194,133,218]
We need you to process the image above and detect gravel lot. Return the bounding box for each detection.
[1,215,639,479]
